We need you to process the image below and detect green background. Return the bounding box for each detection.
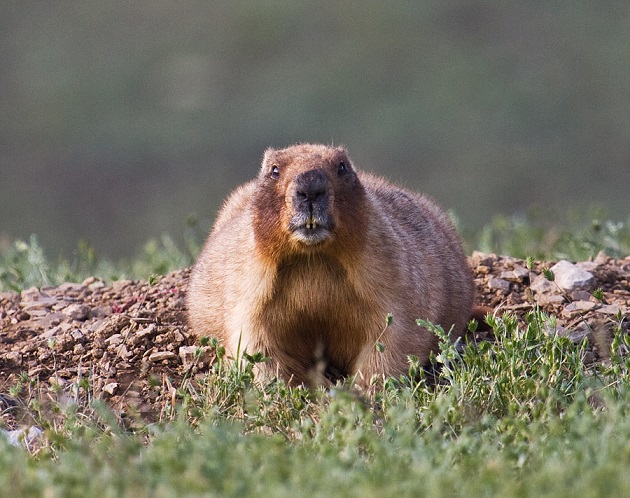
[2,1,629,257]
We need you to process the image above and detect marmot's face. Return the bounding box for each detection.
[254,144,364,253]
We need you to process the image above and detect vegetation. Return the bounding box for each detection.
[2,209,629,292]
[468,207,630,261]
[1,216,629,496]
[2,306,630,496]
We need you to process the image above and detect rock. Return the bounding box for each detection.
[102,382,119,395]
[112,279,134,291]
[567,323,591,343]
[562,300,597,317]
[21,293,58,310]
[63,303,90,321]
[535,293,565,306]
[594,251,610,266]
[148,351,178,363]
[488,277,510,291]
[57,282,86,293]
[570,290,593,301]
[530,275,556,294]
[549,260,595,291]
[596,304,623,316]
[105,334,123,346]
[471,251,496,268]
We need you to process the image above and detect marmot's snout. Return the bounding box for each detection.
[289,168,333,245]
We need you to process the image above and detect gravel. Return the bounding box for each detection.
[1,254,628,422]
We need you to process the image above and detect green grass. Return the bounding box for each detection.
[1,211,630,497]
[2,312,630,497]
[464,206,630,260]
[2,207,628,292]
[0,232,198,293]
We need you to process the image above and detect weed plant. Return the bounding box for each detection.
[466,207,630,259]
[2,306,630,497]
[1,214,630,496]
[2,208,628,292]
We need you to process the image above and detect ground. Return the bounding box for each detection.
[1,254,629,427]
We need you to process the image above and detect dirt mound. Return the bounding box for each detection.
[1,255,629,422]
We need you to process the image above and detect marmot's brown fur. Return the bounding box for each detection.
[187,144,474,386]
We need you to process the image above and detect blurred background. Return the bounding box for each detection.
[1,1,629,259]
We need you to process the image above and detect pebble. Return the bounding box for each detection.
[562,301,597,317]
[488,277,511,291]
[596,305,623,316]
[550,260,595,291]
[149,351,178,362]
[530,275,556,294]
[102,382,119,395]
[535,294,565,305]
[471,251,497,267]
[63,303,90,321]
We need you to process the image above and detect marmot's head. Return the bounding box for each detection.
[253,144,367,259]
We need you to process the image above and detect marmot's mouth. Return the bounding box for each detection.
[289,215,333,245]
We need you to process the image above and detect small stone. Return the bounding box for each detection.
[63,303,90,321]
[535,294,565,306]
[105,334,123,346]
[57,282,86,293]
[531,275,556,294]
[115,344,131,360]
[596,305,623,316]
[562,301,597,317]
[21,294,58,310]
[137,324,156,339]
[112,279,133,291]
[102,382,118,395]
[488,277,510,291]
[550,260,595,291]
[4,351,22,365]
[42,326,61,339]
[471,251,496,268]
[149,351,178,362]
[570,290,593,301]
[594,251,610,266]
[88,280,106,291]
[476,265,491,275]
[568,323,591,343]
[512,265,530,279]
[71,329,84,341]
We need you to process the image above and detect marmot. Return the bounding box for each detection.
[187,144,474,386]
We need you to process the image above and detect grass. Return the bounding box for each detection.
[464,206,630,260]
[1,209,630,497]
[2,312,630,497]
[2,207,629,292]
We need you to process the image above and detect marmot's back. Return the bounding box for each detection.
[187,144,474,386]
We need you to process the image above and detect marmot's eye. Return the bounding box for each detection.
[270,165,280,179]
[338,161,347,176]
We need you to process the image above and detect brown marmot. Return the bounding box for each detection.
[187,144,474,386]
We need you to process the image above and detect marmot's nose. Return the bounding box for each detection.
[294,169,327,202]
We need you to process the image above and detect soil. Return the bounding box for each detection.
[1,253,629,425]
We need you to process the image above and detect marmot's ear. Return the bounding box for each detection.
[262,147,278,169]
[261,147,277,171]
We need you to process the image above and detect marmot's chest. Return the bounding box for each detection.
[274,257,351,313]
[262,257,375,338]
